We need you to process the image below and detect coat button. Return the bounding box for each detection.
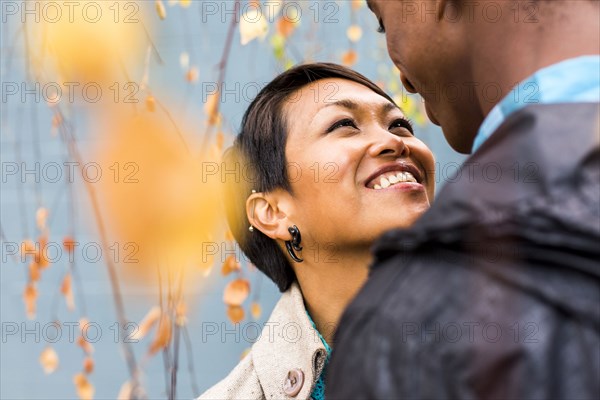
[283,368,304,397]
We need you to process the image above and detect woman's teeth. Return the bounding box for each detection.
[373,171,417,190]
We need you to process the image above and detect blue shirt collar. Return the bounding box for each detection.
[471,55,600,152]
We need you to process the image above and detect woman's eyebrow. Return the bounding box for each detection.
[321,100,399,114]
[322,99,359,110]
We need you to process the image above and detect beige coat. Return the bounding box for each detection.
[198,282,328,400]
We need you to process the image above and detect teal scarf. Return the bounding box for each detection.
[306,311,332,400]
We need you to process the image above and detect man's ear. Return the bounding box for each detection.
[246,189,293,241]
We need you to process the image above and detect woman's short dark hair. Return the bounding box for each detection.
[223,62,397,292]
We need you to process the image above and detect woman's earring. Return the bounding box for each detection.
[285,225,303,263]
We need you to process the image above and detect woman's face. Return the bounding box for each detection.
[283,78,435,249]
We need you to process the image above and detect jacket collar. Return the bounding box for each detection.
[252,282,328,399]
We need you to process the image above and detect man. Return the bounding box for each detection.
[327,1,599,399]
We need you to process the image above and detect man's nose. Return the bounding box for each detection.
[400,73,417,94]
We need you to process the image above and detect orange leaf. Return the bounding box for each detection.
[227,305,244,324]
[204,91,220,126]
[61,273,75,311]
[277,17,295,38]
[83,357,94,374]
[73,372,94,400]
[223,278,250,306]
[63,236,76,253]
[250,301,262,319]
[149,313,172,355]
[36,235,50,269]
[36,207,48,230]
[130,306,161,341]
[155,0,166,20]
[77,336,94,355]
[221,255,241,276]
[342,50,358,67]
[21,239,36,258]
[39,346,59,374]
[29,261,41,282]
[23,283,37,319]
[186,66,199,83]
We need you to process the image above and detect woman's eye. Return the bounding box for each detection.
[389,118,414,135]
[326,118,358,133]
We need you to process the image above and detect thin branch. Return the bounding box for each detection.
[182,326,201,397]
[201,0,240,150]
[53,109,141,395]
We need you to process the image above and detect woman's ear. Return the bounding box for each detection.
[246,189,293,241]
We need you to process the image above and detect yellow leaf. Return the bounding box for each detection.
[145,95,156,112]
[40,347,59,374]
[130,306,161,341]
[347,25,363,42]
[149,313,172,355]
[250,302,262,319]
[239,9,268,45]
[240,347,251,360]
[73,372,94,400]
[155,0,166,20]
[179,52,189,69]
[180,0,191,7]
[117,381,133,400]
[351,0,363,10]
[223,278,250,306]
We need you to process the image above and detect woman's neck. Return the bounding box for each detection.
[293,247,371,345]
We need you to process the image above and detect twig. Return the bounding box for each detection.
[53,108,141,395]
[182,326,201,397]
[201,0,240,150]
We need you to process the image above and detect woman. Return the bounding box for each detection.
[200,63,435,399]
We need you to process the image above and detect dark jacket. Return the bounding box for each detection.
[326,103,600,399]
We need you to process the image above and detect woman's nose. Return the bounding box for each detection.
[367,130,410,159]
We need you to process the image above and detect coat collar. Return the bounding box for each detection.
[252,282,328,399]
